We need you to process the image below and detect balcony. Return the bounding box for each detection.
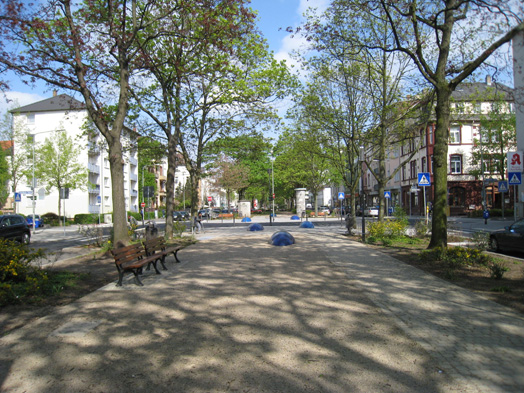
[128,156,138,166]
[130,190,138,197]
[88,204,101,214]
[87,142,100,155]
[88,163,100,174]
[130,173,138,181]
[88,185,100,194]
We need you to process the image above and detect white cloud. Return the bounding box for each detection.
[298,0,329,16]
[274,0,329,73]
[0,91,46,114]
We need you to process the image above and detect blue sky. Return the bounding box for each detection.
[0,0,328,114]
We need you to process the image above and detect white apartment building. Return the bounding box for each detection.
[11,93,139,219]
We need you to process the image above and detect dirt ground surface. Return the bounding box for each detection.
[369,242,524,315]
[0,252,117,335]
[2,236,523,337]
[1,234,466,393]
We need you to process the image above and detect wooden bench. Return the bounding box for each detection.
[143,237,182,269]
[110,243,162,286]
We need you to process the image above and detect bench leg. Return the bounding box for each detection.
[149,260,161,275]
[173,250,181,263]
[132,270,144,286]
[117,271,124,287]
[159,255,168,270]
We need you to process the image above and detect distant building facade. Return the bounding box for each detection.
[10,93,139,219]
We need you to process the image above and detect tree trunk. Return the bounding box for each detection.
[107,137,128,246]
[428,87,451,249]
[165,136,177,239]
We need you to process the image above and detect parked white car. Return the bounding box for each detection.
[319,206,331,214]
[364,206,379,216]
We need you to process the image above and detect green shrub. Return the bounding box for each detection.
[367,218,408,240]
[173,221,186,237]
[74,213,99,224]
[128,211,142,221]
[414,220,430,238]
[366,236,377,244]
[393,206,409,227]
[0,239,48,306]
[382,238,392,246]
[419,246,494,270]
[368,221,387,239]
[488,261,509,279]
[471,231,490,251]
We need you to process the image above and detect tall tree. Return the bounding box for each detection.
[206,133,273,202]
[33,131,87,221]
[0,0,177,244]
[131,1,292,237]
[211,155,250,209]
[315,0,524,248]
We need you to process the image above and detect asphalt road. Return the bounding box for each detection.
[28,215,513,264]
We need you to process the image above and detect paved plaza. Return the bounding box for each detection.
[1,224,523,392]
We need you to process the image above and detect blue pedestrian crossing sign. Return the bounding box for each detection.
[498,181,508,193]
[384,191,391,198]
[338,192,345,200]
[14,192,21,202]
[508,172,522,185]
[417,172,431,186]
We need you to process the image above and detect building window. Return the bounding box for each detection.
[26,114,35,124]
[473,102,482,114]
[448,186,465,207]
[421,157,427,172]
[449,126,460,144]
[402,164,407,181]
[430,155,434,173]
[429,125,434,144]
[454,102,465,113]
[450,155,462,174]
[410,160,416,179]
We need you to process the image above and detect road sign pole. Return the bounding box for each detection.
[515,185,517,222]
[424,187,427,224]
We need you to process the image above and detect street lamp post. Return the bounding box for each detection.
[29,134,36,235]
[141,165,149,224]
[271,159,275,220]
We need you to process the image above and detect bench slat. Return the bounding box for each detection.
[111,243,162,286]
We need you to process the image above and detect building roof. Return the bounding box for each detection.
[452,80,513,102]
[0,140,13,155]
[0,140,13,150]
[10,93,86,113]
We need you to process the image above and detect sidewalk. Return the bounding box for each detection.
[1,229,523,392]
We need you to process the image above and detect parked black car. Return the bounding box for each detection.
[0,214,31,244]
[490,218,524,253]
[177,211,190,221]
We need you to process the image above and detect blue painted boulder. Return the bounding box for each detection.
[299,221,315,228]
[290,215,300,220]
[270,231,295,246]
[248,223,264,231]
[241,217,252,222]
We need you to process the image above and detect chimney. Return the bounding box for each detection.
[486,75,492,86]
[53,90,57,97]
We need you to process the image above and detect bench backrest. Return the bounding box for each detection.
[111,243,147,266]
[143,237,165,255]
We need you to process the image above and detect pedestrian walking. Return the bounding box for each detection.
[193,212,203,233]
